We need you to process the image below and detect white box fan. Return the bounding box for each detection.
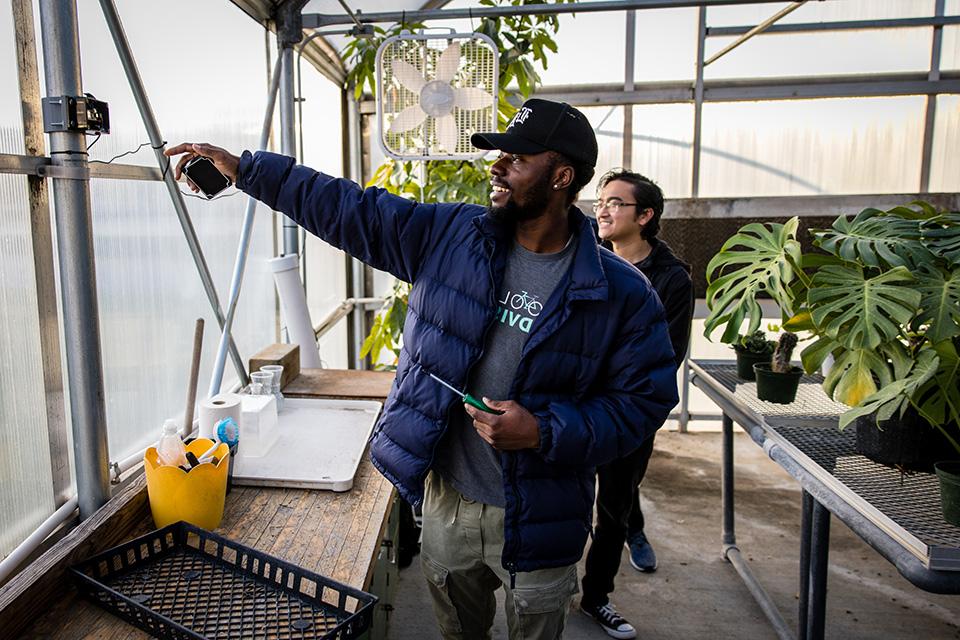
[376,31,499,161]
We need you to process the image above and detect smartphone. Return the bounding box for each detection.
[182,156,232,199]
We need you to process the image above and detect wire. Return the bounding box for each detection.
[85,132,102,151]
[89,139,240,201]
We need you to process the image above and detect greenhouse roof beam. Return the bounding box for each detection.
[703,1,806,67]
[302,0,788,29]
[530,72,960,106]
[708,14,960,37]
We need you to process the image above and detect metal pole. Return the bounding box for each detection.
[38,0,110,519]
[691,6,706,198]
[14,0,71,505]
[678,352,691,432]
[807,501,831,640]
[209,56,283,397]
[704,1,807,67]
[798,490,813,640]
[721,412,735,546]
[622,10,636,169]
[346,92,366,370]
[919,0,945,193]
[303,0,788,28]
[279,44,300,256]
[97,0,248,386]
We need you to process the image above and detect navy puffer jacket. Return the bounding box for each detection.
[238,151,678,574]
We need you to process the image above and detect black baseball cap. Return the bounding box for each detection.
[471,99,598,168]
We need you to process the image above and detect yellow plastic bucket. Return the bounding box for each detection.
[144,438,229,530]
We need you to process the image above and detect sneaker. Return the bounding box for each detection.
[580,601,637,640]
[627,531,658,573]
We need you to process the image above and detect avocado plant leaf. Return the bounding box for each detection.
[915,265,960,344]
[812,207,934,269]
[808,265,920,350]
[704,217,801,344]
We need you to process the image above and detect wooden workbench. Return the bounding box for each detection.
[3,369,396,639]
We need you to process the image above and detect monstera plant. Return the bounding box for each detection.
[705,203,960,455]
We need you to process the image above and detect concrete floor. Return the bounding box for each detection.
[387,430,960,640]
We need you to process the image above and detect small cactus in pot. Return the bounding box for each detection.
[771,332,798,373]
[754,332,803,404]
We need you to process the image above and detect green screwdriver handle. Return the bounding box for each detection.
[464,394,505,415]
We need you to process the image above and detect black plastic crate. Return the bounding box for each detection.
[70,521,377,639]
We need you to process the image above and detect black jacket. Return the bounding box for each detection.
[633,238,694,370]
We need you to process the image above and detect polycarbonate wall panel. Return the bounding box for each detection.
[699,97,925,198]
[929,95,960,193]
[0,3,25,154]
[301,70,348,369]
[86,178,276,459]
[72,0,278,460]
[635,7,698,82]
[630,104,694,199]
[582,106,623,198]
[943,25,960,71]
[0,174,56,559]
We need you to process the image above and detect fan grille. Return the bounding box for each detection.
[376,33,498,160]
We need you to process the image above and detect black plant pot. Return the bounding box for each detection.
[854,408,958,473]
[734,347,771,381]
[935,461,960,526]
[753,363,803,404]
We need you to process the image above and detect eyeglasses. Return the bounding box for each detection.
[592,199,637,214]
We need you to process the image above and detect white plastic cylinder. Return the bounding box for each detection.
[269,254,322,368]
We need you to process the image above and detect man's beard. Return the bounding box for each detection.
[489,170,555,224]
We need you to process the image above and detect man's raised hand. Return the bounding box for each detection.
[164,143,241,191]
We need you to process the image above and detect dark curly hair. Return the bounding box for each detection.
[597,168,664,240]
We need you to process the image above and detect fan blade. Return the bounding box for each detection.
[391,60,426,93]
[388,105,428,134]
[436,42,461,83]
[453,87,494,110]
[435,115,458,153]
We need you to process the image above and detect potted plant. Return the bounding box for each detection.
[754,332,803,404]
[705,203,960,470]
[733,330,775,380]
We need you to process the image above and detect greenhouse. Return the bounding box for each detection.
[1,0,959,638]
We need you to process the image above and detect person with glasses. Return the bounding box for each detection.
[580,170,694,639]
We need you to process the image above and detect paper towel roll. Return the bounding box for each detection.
[198,393,242,440]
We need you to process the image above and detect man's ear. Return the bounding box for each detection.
[553,163,574,190]
[637,207,655,226]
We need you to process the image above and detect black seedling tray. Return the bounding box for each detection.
[70,521,376,639]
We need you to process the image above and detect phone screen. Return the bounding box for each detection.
[183,157,231,199]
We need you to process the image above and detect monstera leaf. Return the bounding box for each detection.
[921,212,960,265]
[824,347,893,408]
[808,265,920,350]
[915,264,960,344]
[813,207,934,269]
[705,217,801,344]
[913,340,960,435]
[837,349,939,430]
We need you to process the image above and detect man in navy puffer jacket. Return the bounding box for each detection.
[166,98,677,639]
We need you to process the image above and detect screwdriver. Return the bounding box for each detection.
[429,373,504,415]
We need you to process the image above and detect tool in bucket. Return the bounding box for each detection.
[428,373,504,415]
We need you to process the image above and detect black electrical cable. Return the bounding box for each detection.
[88,139,240,201]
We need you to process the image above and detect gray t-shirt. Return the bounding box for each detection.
[433,235,576,507]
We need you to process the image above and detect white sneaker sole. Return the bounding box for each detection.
[628,554,657,573]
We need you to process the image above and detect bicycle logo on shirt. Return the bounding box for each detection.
[508,290,543,317]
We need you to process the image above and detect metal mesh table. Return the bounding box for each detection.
[690,360,960,640]
[698,362,960,561]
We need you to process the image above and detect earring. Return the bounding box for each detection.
[553,184,559,189]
